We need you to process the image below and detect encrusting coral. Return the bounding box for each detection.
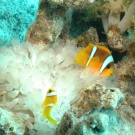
[0,39,118,134]
[41,0,95,9]
[0,107,25,135]
[117,42,135,90]
[55,84,132,135]
[27,0,135,53]
[103,0,135,52]
[71,84,124,118]
[0,0,135,135]
[85,0,135,52]
[27,1,64,45]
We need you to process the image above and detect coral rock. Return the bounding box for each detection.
[55,84,130,135]
[107,25,131,52]
[71,84,124,118]
[0,107,25,135]
[27,5,64,45]
[117,42,135,90]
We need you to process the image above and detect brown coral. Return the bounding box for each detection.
[73,27,99,47]
[55,84,126,135]
[71,84,123,118]
[117,42,135,90]
[107,24,131,52]
[26,1,64,46]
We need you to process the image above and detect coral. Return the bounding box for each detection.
[0,0,39,46]
[114,42,135,133]
[26,0,135,52]
[117,42,135,90]
[72,27,99,47]
[103,0,135,51]
[27,0,100,46]
[107,25,131,52]
[85,0,135,52]
[1,0,135,135]
[71,84,124,118]
[46,0,95,8]
[27,1,67,45]
[127,42,135,58]
[0,39,118,134]
[55,84,131,135]
[0,107,25,135]
[117,76,135,133]
[100,0,135,34]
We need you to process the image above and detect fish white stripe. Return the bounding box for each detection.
[47,91,57,96]
[44,104,54,108]
[100,55,114,73]
[86,46,97,67]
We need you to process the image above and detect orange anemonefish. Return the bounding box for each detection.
[42,88,59,124]
[74,43,114,77]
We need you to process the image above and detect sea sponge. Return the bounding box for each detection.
[0,0,39,46]
[0,39,117,134]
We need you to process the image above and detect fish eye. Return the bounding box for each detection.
[48,89,52,93]
[48,90,52,93]
[106,64,111,69]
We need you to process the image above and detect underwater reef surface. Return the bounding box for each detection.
[27,0,135,52]
[0,107,25,135]
[0,38,135,135]
[55,84,131,135]
[0,39,119,135]
[0,0,135,135]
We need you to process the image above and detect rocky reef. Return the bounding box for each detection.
[0,107,25,135]
[117,42,135,90]
[0,0,135,135]
[55,84,132,135]
[27,0,135,52]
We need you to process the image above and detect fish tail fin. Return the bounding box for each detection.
[42,106,59,124]
[42,106,48,118]
[48,116,59,125]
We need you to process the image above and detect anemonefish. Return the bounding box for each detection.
[74,43,114,77]
[42,88,59,124]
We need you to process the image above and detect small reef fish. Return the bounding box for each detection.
[74,43,114,77]
[42,88,59,124]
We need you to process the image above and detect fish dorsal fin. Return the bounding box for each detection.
[97,45,111,55]
[100,55,114,73]
[83,43,95,55]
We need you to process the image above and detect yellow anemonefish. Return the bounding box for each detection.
[42,88,59,124]
[74,43,114,77]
